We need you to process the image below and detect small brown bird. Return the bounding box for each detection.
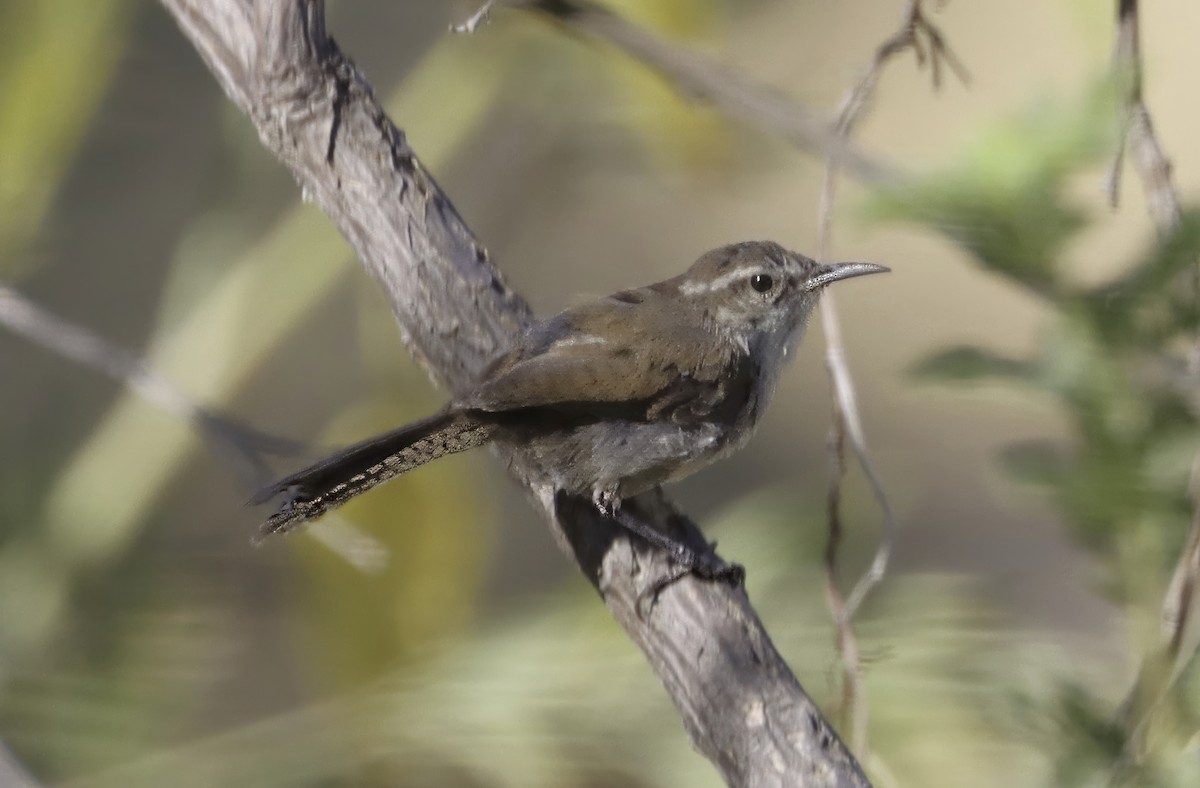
[252,241,886,569]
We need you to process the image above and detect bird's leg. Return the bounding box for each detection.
[277,484,308,512]
[593,487,699,564]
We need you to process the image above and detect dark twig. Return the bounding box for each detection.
[1118,461,1200,754]
[822,404,864,747]
[1117,448,1200,750]
[815,0,964,758]
[0,283,297,490]
[822,0,967,145]
[1105,0,1182,232]
[1165,463,1200,665]
[513,0,898,186]
[1105,0,1199,757]
[158,1,869,784]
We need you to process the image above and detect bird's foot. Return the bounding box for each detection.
[593,491,743,615]
[638,551,744,611]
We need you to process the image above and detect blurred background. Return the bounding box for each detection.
[3,0,1200,785]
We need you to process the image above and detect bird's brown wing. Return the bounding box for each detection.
[461,297,755,424]
[464,340,675,412]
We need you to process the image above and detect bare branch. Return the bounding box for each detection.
[815,0,963,758]
[157,1,869,783]
[512,0,898,186]
[0,283,296,489]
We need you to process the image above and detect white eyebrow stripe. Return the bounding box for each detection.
[678,268,758,295]
[551,333,608,348]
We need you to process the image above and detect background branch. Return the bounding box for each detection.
[0,283,296,489]
[158,1,869,784]
[513,0,898,186]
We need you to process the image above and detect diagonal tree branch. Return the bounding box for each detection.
[158,1,869,784]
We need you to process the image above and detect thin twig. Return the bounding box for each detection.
[1105,0,1200,755]
[816,0,965,757]
[1165,458,1200,660]
[450,1,494,34]
[823,403,864,746]
[1106,0,1182,232]
[0,283,299,488]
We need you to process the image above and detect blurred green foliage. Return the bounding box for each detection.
[0,0,132,276]
[0,5,510,784]
[4,2,1200,787]
[880,81,1200,784]
[601,0,733,172]
[870,84,1119,297]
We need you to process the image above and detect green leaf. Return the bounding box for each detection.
[911,346,1034,384]
[1141,428,1200,491]
[867,82,1118,295]
[1000,440,1069,488]
[1083,211,1200,345]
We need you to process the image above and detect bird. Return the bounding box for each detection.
[251,241,887,570]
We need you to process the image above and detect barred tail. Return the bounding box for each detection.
[251,410,495,539]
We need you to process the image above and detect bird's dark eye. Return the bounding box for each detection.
[750,273,774,293]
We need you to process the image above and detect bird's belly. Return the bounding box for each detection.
[506,419,736,499]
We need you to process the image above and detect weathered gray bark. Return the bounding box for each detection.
[158,2,869,785]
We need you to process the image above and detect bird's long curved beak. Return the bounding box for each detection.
[806,262,890,291]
